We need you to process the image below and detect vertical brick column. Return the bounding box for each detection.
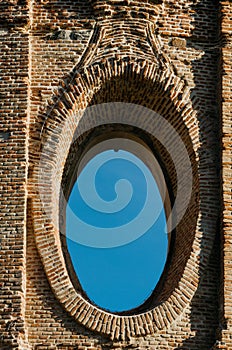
[217,1,232,348]
[0,1,30,348]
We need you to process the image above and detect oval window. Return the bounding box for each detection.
[65,137,169,313]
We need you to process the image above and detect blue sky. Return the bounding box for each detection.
[66,149,168,312]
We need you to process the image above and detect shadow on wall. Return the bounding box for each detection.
[177,0,221,348]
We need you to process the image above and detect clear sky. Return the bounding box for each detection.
[66,148,168,312]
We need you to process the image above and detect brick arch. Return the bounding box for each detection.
[30,57,215,340]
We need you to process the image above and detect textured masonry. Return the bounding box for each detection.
[0,0,231,349]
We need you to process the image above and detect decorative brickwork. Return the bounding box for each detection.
[30,58,202,339]
[1,0,231,349]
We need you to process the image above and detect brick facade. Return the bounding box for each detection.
[0,0,231,349]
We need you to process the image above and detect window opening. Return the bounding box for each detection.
[65,137,169,312]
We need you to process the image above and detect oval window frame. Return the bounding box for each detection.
[30,59,205,340]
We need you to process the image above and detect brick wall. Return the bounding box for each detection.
[1,0,229,349]
[215,1,232,349]
[0,1,30,348]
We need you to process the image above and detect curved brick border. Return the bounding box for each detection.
[30,56,216,340]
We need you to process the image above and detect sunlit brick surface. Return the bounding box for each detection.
[0,0,231,349]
